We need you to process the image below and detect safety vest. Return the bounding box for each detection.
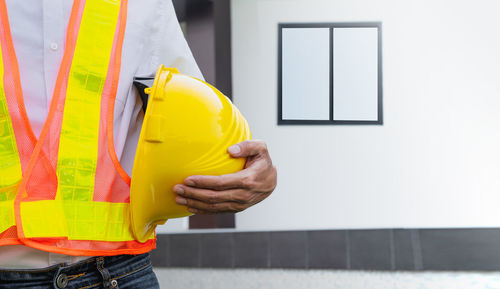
[0,0,155,256]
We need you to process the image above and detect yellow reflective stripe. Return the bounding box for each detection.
[56,0,120,202]
[21,0,131,241]
[20,200,142,241]
[0,184,17,233]
[0,38,22,233]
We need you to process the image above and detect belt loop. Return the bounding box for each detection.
[96,257,111,289]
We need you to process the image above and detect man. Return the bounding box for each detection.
[0,0,276,288]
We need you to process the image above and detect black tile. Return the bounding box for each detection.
[200,233,234,268]
[150,234,169,267]
[234,232,270,268]
[420,229,500,271]
[270,231,307,268]
[168,234,201,267]
[349,230,392,270]
[155,228,500,271]
[307,230,346,269]
[393,229,414,270]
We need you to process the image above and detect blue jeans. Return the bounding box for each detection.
[0,253,159,289]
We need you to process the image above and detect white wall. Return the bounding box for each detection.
[155,218,187,233]
[154,268,500,289]
[232,0,500,231]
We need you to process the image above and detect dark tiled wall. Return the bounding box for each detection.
[150,228,500,271]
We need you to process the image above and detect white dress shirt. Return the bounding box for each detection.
[0,0,202,268]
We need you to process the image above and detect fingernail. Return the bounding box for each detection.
[176,197,187,205]
[173,185,184,195]
[228,145,240,155]
[185,179,195,186]
[188,208,197,213]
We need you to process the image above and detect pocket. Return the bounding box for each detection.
[116,22,149,106]
[113,263,159,289]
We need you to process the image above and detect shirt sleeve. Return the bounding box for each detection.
[115,0,204,176]
[151,0,204,80]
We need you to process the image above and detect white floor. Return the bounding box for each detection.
[153,268,500,289]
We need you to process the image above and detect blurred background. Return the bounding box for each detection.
[152,0,500,288]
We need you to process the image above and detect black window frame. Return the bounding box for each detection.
[278,22,384,125]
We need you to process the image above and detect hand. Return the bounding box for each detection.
[173,140,277,214]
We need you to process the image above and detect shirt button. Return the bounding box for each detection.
[50,42,58,51]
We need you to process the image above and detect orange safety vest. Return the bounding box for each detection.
[0,0,155,256]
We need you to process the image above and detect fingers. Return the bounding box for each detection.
[173,184,270,214]
[184,170,251,190]
[175,139,276,215]
[175,195,247,214]
[227,139,268,158]
[184,140,272,190]
[186,208,213,215]
[174,184,253,204]
[184,160,275,192]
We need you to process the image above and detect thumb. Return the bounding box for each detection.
[228,140,268,158]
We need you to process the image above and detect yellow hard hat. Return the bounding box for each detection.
[130,65,251,242]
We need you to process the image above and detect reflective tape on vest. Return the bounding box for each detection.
[0,0,155,253]
[0,38,21,234]
[18,0,134,241]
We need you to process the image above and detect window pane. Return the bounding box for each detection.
[282,28,330,120]
[333,27,379,121]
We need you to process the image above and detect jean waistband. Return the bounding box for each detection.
[0,253,152,288]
